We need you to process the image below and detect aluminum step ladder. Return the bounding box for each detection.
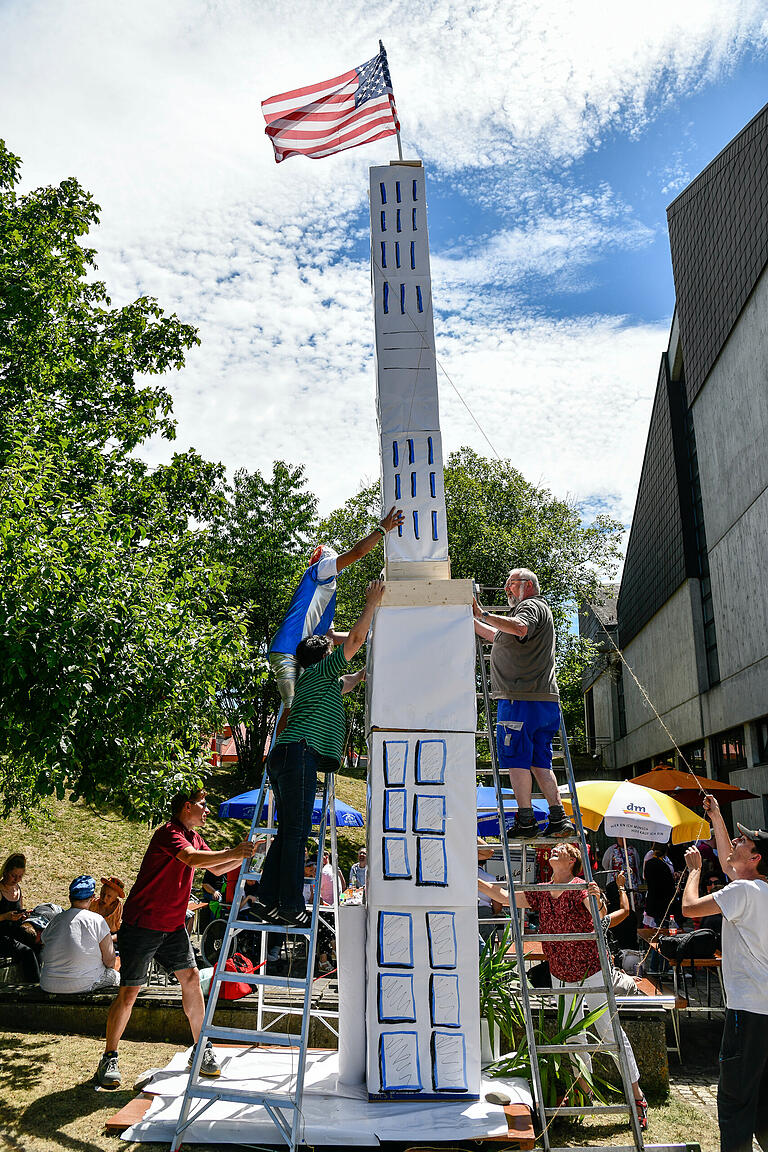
[475,624,645,1152]
[170,771,335,1150]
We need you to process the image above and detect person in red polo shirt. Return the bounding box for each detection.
[94,788,256,1090]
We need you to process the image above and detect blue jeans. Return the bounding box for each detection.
[259,741,318,915]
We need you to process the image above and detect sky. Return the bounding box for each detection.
[2,0,768,533]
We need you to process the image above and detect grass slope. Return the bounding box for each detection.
[0,764,367,906]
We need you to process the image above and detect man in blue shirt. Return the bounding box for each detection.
[268,506,402,711]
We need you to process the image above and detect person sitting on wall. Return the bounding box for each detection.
[0,853,42,983]
[256,580,384,928]
[478,842,648,1130]
[473,569,575,840]
[40,875,120,994]
[268,509,403,716]
[89,877,125,939]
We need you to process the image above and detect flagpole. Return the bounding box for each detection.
[379,40,403,161]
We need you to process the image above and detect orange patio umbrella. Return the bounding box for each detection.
[629,765,755,810]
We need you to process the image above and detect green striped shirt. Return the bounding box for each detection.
[276,644,349,766]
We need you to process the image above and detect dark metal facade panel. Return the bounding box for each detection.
[617,358,687,647]
[667,101,768,405]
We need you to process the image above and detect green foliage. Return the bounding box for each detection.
[0,139,246,819]
[208,463,318,781]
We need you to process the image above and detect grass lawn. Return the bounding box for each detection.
[0,764,367,908]
[0,1031,719,1152]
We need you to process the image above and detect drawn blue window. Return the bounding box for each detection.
[429,471,436,498]
[431,1031,467,1092]
[412,510,419,539]
[407,438,415,463]
[426,911,457,969]
[380,182,387,204]
[430,974,460,1028]
[416,285,423,312]
[410,241,415,269]
[415,739,446,785]
[413,794,446,835]
[383,282,389,314]
[392,441,399,467]
[380,242,387,269]
[412,178,418,201]
[383,740,407,786]
[427,436,434,464]
[395,180,401,203]
[380,1031,421,1091]
[383,836,411,880]
[400,283,406,314]
[412,207,417,229]
[410,472,416,498]
[395,474,401,500]
[396,208,402,232]
[395,241,401,268]
[384,789,407,833]
[432,511,438,541]
[381,210,386,232]
[378,973,415,1023]
[416,836,448,887]
[378,911,414,968]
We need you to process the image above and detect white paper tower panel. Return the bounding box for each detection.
[367,731,477,908]
[367,606,476,733]
[369,165,440,437]
[380,430,448,562]
[366,905,480,1099]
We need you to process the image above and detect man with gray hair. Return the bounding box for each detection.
[474,568,574,838]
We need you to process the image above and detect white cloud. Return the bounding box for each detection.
[1,0,766,525]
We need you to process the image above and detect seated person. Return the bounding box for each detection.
[348,849,367,890]
[40,876,119,994]
[697,874,725,942]
[89,877,125,938]
[0,852,42,982]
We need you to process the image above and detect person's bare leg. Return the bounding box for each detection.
[105,984,142,1051]
[509,766,533,807]
[177,966,205,1042]
[531,764,560,808]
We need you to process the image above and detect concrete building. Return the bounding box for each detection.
[582,103,768,832]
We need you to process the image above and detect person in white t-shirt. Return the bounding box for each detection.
[40,875,119,994]
[682,795,768,1152]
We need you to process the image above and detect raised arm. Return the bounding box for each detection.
[176,840,257,875]
[343,581,385,662]
[335,507,404,573]
[681,846,722,918]
[341,667,366,695]
[472,596,528,638]
[702,795,736,880]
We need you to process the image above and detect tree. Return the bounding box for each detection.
[319,447,621,754]
[0,140,246,819]
[208,463,318,783]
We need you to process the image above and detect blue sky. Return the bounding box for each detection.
[1,1,767,542]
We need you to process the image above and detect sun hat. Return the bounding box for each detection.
[99,876,126,899]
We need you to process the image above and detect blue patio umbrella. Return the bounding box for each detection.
[218,788,364,828]
[476,786,549,836]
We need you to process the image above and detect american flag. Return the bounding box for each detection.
[262,44,400,164]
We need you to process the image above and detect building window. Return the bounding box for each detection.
[585,688,595,752]
[680,741,707,774]
[683,392,720,686]
[616,665,627,739]
[754,716,768,764]
[653,751,675,768]
[713,726,746,781]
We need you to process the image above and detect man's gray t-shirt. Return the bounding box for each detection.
[490,597,559,701]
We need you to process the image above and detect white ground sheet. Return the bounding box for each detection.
[123,1047,532,1145]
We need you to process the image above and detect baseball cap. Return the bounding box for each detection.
[69,875,96,900]
[736,822,768,842]
[24,915,49,932]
